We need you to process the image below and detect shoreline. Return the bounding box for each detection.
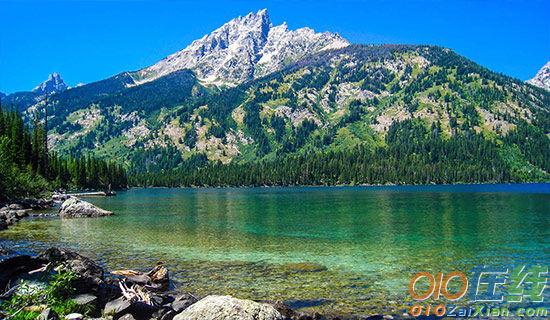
[0,194,407,319]
[0,247,405,320]
[125,181,550,193]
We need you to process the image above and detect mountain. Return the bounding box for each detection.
[1,73,69,111]
[2,10,549,185]
[32,72,69,95]
[528,61,550,91]
[131,9,349,87]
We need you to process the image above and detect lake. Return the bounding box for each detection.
[1,184,549,316]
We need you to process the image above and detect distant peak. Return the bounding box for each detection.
[32,72,69,95]
[132,9,349,86]
[527,61,550,91]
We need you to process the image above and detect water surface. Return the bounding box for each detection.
[2,184,549,316]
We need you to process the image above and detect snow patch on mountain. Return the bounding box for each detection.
[527,61,550,91]
[132,9,349,86]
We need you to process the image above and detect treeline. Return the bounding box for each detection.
[130,119,533,187]
[0,106,127,201]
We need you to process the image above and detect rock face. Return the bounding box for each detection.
[38,247,105,291]
[32,72,69,95]
[173,295,283,320]
[132,9,348,86]
[527,61,550,91]
[59,197,112,218]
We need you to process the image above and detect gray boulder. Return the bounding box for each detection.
[64,313,83,320]
[72,293,98,306]
[59,197,112,218]
[173,295,283,320]
[38,308,59,320]
[104,296,132,318]
[38,248,104,291]
[171,293,198,313]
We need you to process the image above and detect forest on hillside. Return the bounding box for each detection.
[129,119,549,187]
[0,106,127,202]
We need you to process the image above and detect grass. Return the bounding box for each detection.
[0,270,94,320]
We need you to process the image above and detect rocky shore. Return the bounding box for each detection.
[0,198,55,230]
[0,247,381,320]
[1,196,405,320]
[0,194,112,231]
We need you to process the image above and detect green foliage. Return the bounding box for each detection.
[4,45,549,188]
[130,119,531,187]
[0,270,88,320]
[0,107,128,202]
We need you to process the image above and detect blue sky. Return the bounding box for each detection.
[0,0,548,93]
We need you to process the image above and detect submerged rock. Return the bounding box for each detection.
[173,295,283,320]
[282,262,328,273]
[59,197,112,218]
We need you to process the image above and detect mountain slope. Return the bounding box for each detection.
[29,44,549,184]
[528,61,550,91]
[1,9,548,185]
[131,9,349,87]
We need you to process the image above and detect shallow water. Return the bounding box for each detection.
[2,184,549,316]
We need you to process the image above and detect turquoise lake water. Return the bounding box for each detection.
[1,184,549,316]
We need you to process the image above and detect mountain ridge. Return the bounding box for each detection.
[131,9,349,87]
[0,11,548,185]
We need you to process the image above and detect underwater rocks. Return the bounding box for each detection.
[281,262,328,273]
[0,248,390,320]
[59,197,112,218]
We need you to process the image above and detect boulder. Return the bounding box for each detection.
[152,307,177,320]
[14,209,31,218]
[72,293,98,306]
[8,203,23,210]
[0,255,42,290]
[119,314,137,320]
[173,295,283,320]
[38,308,59,320]
[65,313,83,320]
[38,248,104,292]
[171,293,198,313]
[104,296,132,318]
[59,197,112,218]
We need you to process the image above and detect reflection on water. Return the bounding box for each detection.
[2,185,549,316]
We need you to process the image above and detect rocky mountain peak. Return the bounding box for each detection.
[527,61,550,91]
[132,9,349,86]
[32,72,69,95]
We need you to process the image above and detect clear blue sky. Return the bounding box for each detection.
[0,0,548,93]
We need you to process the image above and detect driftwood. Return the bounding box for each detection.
[111,269,142,277]
[118,280,156,306]
[28,263,51,275]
